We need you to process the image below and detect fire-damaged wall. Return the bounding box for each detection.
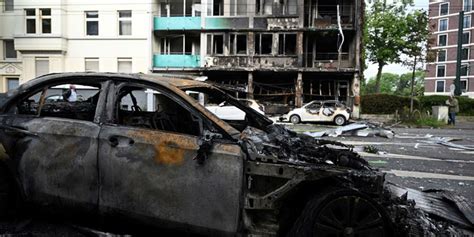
[153,0,363,117]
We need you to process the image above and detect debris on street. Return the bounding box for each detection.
[304,122,395,139]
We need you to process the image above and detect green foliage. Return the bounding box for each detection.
[419,96,474,116]
[362,71,425,96]
[405,117,446,128]
[361,94,418,114]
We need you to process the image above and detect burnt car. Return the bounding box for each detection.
[0,73,472,236]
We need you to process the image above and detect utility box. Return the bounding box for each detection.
[432,106,449,123]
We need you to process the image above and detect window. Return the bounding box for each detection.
[255,34,273,55]
[16,82,101,122]
[440,3,449,16]
[207,34,224,55]
[118,10,132,36]
[118,58,132,73]
[116,85,203,136]
[464,15,471,29]
[213,0,223,16]
[85,58,99,72]
[437,50,446,62]
[230,34,247,55]
[439,19,448,31]
[3,40,17,59]
[461,64,469,76]
[4,0,13,11]
[463,32,470,44]
[438,34,447,46]
[436,80,445,92]
[35,57,49,77]
[86,11,99,36]
[437,65,446,77]
[464,0,472,12]
[461,80,468,92]
[230,0,247,16]
[25,9,36,34]
[6,78,19,91]
[40,9,51,34]
[278,34,297,55]
[462,47,469,60]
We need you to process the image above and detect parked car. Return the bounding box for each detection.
[0,73,470,236]
[284,100,351,125]
[206,99,265,120]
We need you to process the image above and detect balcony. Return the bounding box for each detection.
[153,54,201,68]
[154,17,201,31]
[205,17,249,30]
[203,55,299,69]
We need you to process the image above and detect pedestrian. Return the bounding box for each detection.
[446,95,459,126]
[63,85,77,102]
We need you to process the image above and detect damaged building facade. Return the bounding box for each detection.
[152,0,363,116]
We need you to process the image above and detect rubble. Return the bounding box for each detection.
[304,122,395,138]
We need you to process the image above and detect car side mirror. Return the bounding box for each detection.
[194,130,222,165]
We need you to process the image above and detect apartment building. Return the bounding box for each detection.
[0,0,154,93]
[427,0,474,97]
[152,0,363,115]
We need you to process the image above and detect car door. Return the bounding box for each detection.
[0,80,106,212]
[98,83,244,235]
[303,102,321,121]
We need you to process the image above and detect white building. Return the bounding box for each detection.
[0,0,155,93]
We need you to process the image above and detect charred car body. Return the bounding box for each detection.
[0,73,472,236]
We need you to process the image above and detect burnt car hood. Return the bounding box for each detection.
[240,124,474,231]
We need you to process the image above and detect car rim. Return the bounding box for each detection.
[313,196,386,237]
[291,116,299,123]
[336,117,344,125]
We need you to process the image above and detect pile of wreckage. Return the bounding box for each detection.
[304,122,395,138]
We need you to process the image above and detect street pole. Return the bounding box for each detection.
[410,55,417,116]
[455,11,464,96]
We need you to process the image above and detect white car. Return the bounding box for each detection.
[285,100,351,125]
[206,99,265,120]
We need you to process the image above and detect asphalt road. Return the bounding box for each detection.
[284,123,474,201]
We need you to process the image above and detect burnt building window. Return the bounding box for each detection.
[278,34,297,55]
[255,33,273,55]
[207,34,224,55]
[256,0,273,15]
[230,0,247,16]
[213,0,223,16]
[230,34,247,55]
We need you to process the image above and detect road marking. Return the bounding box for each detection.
[386,170,474,181]
[360,152,474,163]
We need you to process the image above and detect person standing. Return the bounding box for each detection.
[63,85,77,102]
[446,96,459,126]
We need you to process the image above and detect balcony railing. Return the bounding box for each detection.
[154,16,201,30]
[205,16,249,30]
[153,54,201,68]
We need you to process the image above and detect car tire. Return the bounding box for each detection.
[287,188,392,237]
[334,115,346,126]
[290,115,301,124]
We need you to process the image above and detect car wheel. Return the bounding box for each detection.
[334,115,346,126]
[287,188,392,237]
[290,115,301,124]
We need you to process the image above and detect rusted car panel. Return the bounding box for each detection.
[98,125,244,234]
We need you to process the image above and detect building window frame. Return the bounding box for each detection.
[229,33,248,55]
[85,11,99,36]
[437,49,447,62]
[438,18,448,32]
[438,34,447,46]
[461,79,468,92]
[462,47,470,60]
[40,8,51,34]
[464,15,471,29]
[4,0,14,12]
[85,57,99,72]
[254,33,273,55]
[439,2,449,16]
[25,8,36,34]
[3,40,17,60]
[461,63,469,76]
[464,0,473,12]
[118,10,132,36]
[463,31,471,45]
[117,57,132,73]
[435,80,445,92]
[207,33,225,55]
[436,65,446,77]
[6,77,19,91]
[278,33,297,55]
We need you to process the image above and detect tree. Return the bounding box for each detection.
[363,73,399,95]
[401,10,432,114]
[365,1,411,93]
[395,71,425,96]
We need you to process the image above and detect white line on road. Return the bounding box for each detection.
[360,152,474,163]
[386,170,474,181]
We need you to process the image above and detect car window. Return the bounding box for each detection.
[15,83,101,122]
[115,85,202,136]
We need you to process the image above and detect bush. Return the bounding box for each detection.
[361,94,419,114]
[419,95,474,116]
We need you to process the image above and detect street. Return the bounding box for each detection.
[285,123,474,201]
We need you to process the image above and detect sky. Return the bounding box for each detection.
[363,0,428,79]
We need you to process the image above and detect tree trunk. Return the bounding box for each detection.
[375,63,384,93]
[410,56,417,116]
